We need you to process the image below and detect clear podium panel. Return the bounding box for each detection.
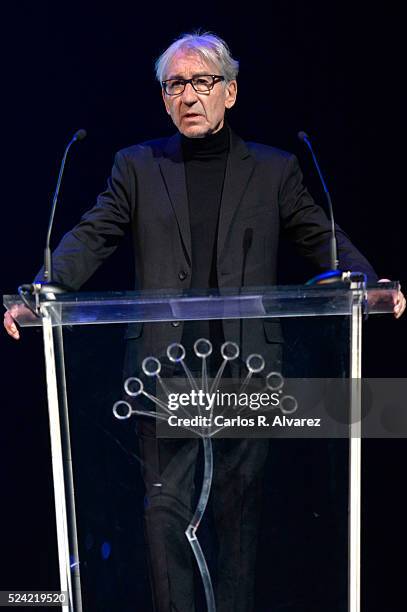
[2,282,399,328]
[51,314,354,612]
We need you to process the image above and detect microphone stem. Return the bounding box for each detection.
[303,136,339,271]
[44,135,78,283]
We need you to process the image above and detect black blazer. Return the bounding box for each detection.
[44,128,377,362]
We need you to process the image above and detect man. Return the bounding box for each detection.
[4,34,405,342]
[3,31,405,611]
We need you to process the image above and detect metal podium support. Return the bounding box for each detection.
[348,283,364,612]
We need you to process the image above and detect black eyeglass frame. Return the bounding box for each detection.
[161,75,225,95]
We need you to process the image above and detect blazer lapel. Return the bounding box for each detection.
[158,133,192,264]
[217,129,255,263]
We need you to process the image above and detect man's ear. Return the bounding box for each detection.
[162,88,171,115]
[225,80,237,109]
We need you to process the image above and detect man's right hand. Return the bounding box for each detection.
[4,303,39,340]
[4,310,20,340]
[4,303,41,340]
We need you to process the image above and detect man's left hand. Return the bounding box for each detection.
[378,279,406,319]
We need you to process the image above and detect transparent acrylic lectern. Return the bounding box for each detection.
[3,283,397,612]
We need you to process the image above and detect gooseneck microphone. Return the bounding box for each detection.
[239,228,253,371]
[297,131,339,275]
[241,228,253,287]
[43,129,87,288]
[18,129,87,314]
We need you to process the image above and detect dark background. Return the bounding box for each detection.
[1,2,405,610]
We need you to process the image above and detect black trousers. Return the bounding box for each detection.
[137,416,269,612]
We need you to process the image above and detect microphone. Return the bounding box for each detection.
[18,129,87,312]
[241,227,253,288]
[297,131,339,275]
[239,228,253,371]
[243,227,253,250]
[42,129,87,291]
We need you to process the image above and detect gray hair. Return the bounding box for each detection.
[155,31,239,84]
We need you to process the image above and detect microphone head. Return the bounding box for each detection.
[73,129,87,142]
[297,130,309,142]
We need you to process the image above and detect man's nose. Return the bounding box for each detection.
[181,82,198,104]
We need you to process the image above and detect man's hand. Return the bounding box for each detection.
[4,310,20,340]
[3,304,38,340]
[378,279,406,319]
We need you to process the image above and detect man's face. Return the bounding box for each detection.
[162,49,237,138]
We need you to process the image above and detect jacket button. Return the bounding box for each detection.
[171,321,180,328]
[178,270,188,281]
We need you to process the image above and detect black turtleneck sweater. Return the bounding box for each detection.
[181,122,229,289]
[180,123,230,366]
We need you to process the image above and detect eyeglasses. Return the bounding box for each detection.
[162,75,225,96]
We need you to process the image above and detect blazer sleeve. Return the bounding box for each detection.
[35,150,134,290]
[278,154,378,282]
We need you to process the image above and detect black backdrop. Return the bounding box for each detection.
[1,2,406,610]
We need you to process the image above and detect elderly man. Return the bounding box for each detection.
[4,34,404,342]
[4,31,405,612]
